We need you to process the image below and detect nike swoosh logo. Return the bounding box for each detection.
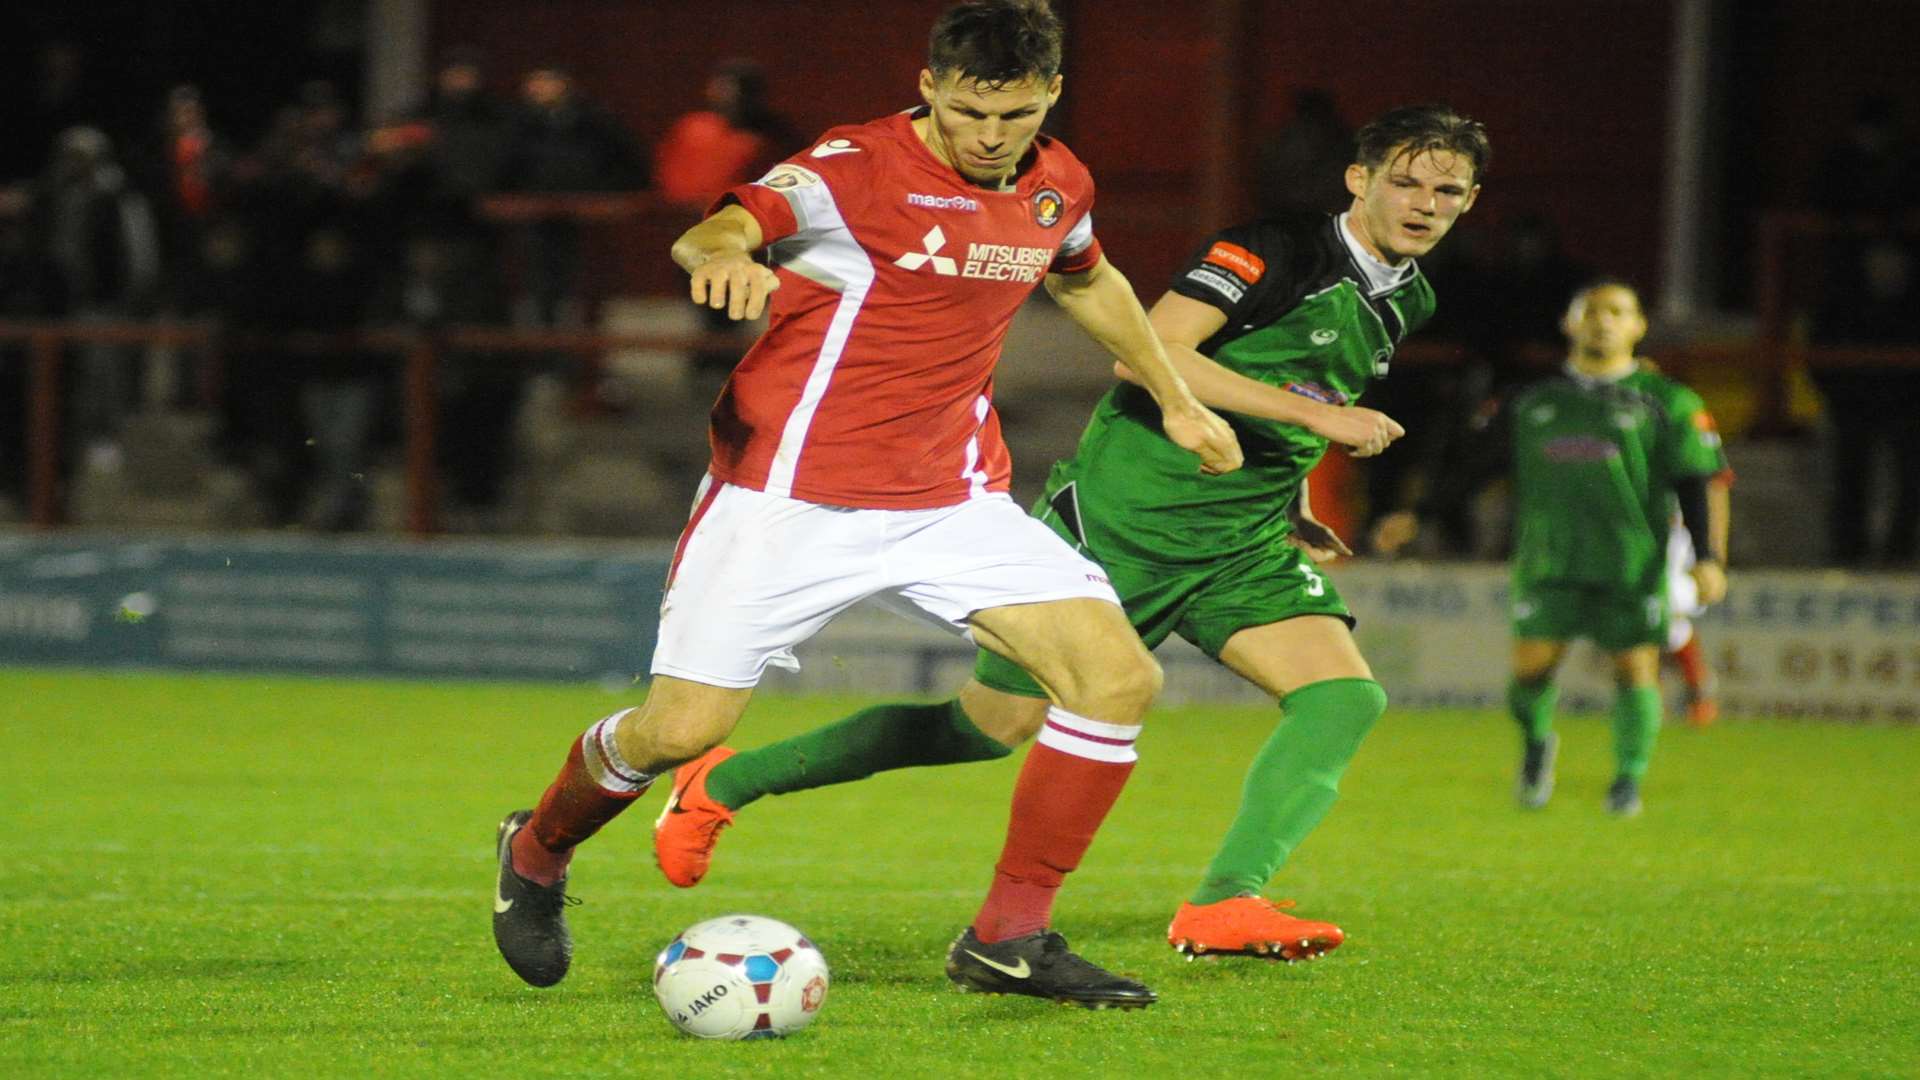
[964,950,1030,979]
[665,761,715,816]
[494,891,513,914]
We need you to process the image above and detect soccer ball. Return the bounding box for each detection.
[652,914,830,1040]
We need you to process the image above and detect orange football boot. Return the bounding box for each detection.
[1167,896,1345,961]
[652,746,737,888]
[1684,692,1719,727]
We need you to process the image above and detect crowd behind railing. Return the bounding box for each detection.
[3,49,1917,566]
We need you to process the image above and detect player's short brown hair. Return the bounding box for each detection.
[928,0,1063,87]
[1356,104,1491,182]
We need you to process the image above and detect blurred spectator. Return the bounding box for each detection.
[1251,89,1354,219]
[142,85,233,302]
[0,201,44,506]
[6,42,112,185]
[368,233,519,525]
[500,65,649,329]
[26,127,161,469]
[1811,94,1913,216]
[654,59,794,207]
[296,222,383,531]
[655,58,796,399]
[1808,95,1920,566]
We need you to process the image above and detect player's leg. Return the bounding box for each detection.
[495,677,751,987]
[495,479,873,986]
[1664,530,1717,726]
[1597,587,1669,816]
[653,679,1043,887]
[1169,612,1383,960]
[948,594,1162,1007]
[1605,644,1663,817]
[1510,635,1570,809]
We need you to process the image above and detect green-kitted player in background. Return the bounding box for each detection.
[654,104,1488,976]
[1374,280,1731,816]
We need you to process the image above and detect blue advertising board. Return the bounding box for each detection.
[0,533,670,683]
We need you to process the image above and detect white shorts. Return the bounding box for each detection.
[650,478,1121,688]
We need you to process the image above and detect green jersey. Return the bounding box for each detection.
[1045,211,1436,566]
[1496,363,1728,593]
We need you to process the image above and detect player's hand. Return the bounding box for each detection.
[689,252,779,321]
[1313,405,1406,458]
[1690,560,1728,606]
[1288,514,1352,563]
[1164,401,1243,475]
[1369,510,1420,556]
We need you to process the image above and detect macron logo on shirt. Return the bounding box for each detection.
[906,192,981,213]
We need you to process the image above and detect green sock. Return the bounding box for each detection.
[703,698,1012,811]
[1508,677,1558,743]
[1190,678,1387,906]
[1611,684,1662,780]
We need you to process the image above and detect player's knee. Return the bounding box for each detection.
[1070,647,1160,721]
[616,710,726,772]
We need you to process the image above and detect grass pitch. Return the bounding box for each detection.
[2,668,1915,1078]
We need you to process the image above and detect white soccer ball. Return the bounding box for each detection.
[652,914,830,1040]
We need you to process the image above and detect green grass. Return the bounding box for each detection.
[1,668,1915,1078]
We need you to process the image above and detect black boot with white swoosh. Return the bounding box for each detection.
[945,927,1157,1009]
[492,810,579,987]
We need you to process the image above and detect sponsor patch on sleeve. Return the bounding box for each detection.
[1202,241,1265,284]
[757,163,823,191]
[1184,266,1246,304]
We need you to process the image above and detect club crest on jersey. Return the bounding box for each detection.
[1031,187,1064,227]
[759,163,822,191]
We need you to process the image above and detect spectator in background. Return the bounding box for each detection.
[1808,94,1920,567]
[6,42,112,185]
[143,85,232,305]
[26,126,161,471]
[500,65,649,330]
[0,200,44,510]
[654,58,796,398]
[368,232,519,528]
[654,59,794,207]
[274,221,382,531]
[1251,89,1354,219]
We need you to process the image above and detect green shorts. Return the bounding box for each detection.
[974,512,1353,699]
[1511,578,1668,652]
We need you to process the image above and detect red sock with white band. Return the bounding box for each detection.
[510,709,655,885]
[971,706,1141,943]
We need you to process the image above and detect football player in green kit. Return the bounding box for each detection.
[654,105,1488,974]
[1373,280,1731,817]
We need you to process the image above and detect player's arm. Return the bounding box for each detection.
[1045,256,1242,474]
[1676,473,1731,605]
[1119,292,1404,458]
[670,204,780,321]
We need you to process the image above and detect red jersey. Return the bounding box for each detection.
[707,109,1102,509]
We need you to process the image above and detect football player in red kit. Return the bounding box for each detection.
[492,0,1240,1009]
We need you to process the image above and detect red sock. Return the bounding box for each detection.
[972,708,1140,943]
[511,710,654,885]
[1671,634,1710,693]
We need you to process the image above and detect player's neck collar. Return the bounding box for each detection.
[1336,212,1415,294]
[1563,357,1637,385]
